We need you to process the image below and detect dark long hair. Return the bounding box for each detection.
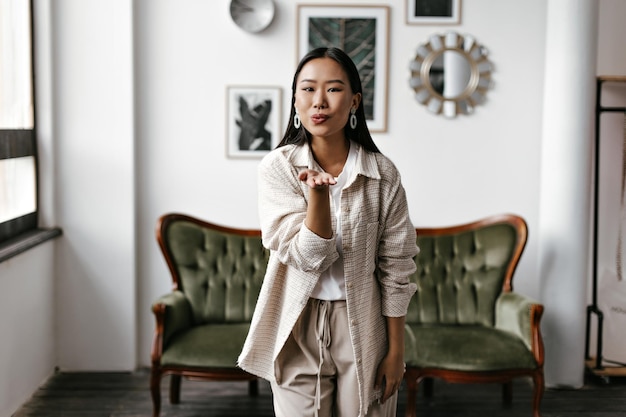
[277,47,380,153]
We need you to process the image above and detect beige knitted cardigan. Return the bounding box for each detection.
[238,142,418,416]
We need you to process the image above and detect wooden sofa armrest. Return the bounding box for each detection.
[151,290,193,365]
[495,291,545,366]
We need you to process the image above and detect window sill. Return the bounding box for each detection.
[0,227,62,263]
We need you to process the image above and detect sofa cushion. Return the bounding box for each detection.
[166,221,267,325]
[161,323,250,368]
[408,222,518,327]
[406,324,537,371]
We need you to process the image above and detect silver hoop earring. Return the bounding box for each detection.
[294,111,301,129]
[349,108,357,129]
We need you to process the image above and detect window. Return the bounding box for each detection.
[0,0,36,243]
[0,0,57,260]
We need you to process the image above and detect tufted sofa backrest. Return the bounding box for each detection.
[158,214,268,325]
[406,214,527,328]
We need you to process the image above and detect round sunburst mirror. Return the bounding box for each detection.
[409,31,493,118]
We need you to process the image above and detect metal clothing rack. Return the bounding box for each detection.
[585,75,626,375]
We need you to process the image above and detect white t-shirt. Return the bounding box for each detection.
[311,142,358,300]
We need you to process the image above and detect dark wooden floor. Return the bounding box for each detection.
[11,368,626,417]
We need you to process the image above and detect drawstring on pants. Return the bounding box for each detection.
[315,300,332,417]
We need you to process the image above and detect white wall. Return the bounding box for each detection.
[539,0,598,388]
[0,243,56,417]
[6,3,626,413]
[52,0,136,370]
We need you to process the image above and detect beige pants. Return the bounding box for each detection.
[271,298,397,417]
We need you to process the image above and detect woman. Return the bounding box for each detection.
[238,47,418,417]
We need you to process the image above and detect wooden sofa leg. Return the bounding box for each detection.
[150,368,162,417]
[403,372,418,417]
[249,379,259,396]
[502,381,513,405]
[532,372,545,417]
[169,374,181,404]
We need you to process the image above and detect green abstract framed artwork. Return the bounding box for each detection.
[297,5,389,133]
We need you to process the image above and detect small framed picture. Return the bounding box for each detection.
[226,86,282,158]
[406,0,461,25]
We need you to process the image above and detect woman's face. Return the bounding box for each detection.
[294,57,361,142]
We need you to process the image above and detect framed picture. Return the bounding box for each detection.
[406,0,461,25]
[297,5,389,133]
[226,86,282,158]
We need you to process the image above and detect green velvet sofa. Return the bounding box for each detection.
[150,212,544,417]
[403,214,545,417]
[150,213,268,417]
